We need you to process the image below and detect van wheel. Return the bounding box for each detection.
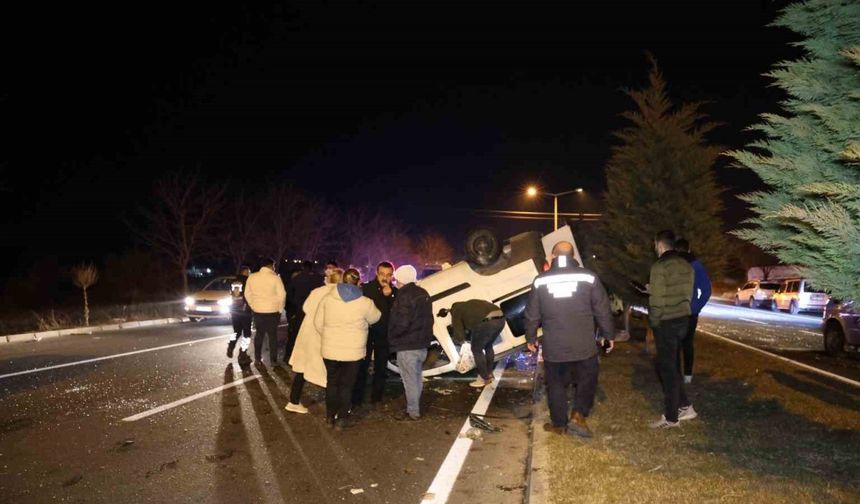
[465,228,501,266]
[789,301,800,315]
[748,297,757,309]
[770,300,780,312]
[824,324,846,357]
[734,296,741,307]
[189,317,200,322]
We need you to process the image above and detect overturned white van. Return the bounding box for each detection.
[389,225,582,377]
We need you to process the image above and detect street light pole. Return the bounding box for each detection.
[526,186,584,231]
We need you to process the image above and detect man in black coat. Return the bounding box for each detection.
[353,261,398,409]
[284,261,323,363]
[228,266,253,367]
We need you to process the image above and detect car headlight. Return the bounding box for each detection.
[185,296,195,306]
[217,297,232,307]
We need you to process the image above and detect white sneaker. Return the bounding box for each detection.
[469,377,487,388]
[649,415,681,429]
[285,402,309,414]
[684,375,693,384]
[678,405,698,421]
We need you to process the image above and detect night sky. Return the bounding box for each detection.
[7,0,799,280]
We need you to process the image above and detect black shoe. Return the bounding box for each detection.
[237,351,251,368]
[227,342,236,358]
[254,360,265,368]
[335,416,358,431]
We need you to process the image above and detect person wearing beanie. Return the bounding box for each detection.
[388,265,434,421]
[314,268,381,429]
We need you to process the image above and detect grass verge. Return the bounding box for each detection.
[545,334,860,504]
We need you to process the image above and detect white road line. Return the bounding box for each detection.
[122,374,260,422]
[0,333,232,380]
[738,317,769,325]
[698,329,860,389]
[421,360,507,504]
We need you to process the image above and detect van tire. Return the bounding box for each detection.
[465,228,501,266]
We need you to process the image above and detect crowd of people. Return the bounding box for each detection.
[228,259,446,429]
[225,230,710,435]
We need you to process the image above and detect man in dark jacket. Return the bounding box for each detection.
[525,241,615,438]
[648,230,697,429]
[388,265,434,421]
[353,261,398,408]
[228,266,253,367]
[675,238,711,384]
[438,299,505,388]
[285,261,323,363]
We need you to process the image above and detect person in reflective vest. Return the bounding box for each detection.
[525,241,615,438]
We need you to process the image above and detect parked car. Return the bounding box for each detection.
[735,280,782,309]
[822,300,859,356]
[771,278,831,315]
[389,225,583,377]
[184,276,236,322]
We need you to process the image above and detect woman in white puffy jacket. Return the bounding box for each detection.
[284,269,343,415]
[314,268,381,429]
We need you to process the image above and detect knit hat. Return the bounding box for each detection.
[393,264,417,285]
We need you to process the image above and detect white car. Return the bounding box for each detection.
[735,280,782,309]
[771,278,831,315]
[389,225,584,377]
[184,276,237,321]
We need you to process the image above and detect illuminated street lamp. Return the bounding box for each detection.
[526,186,585,230]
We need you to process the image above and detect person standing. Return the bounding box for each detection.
[227,266,253,367]
[648,230,698,429]
[286,268,343,414]
[388,265,434,421]
[674,238,711,384]
[353,261,398,409]
[314,268,381,429]
[285,261,324,364]
[524,241,615,438]
[438,299,505,388]
[244,259,286,367]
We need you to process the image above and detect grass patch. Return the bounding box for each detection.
[546,335,860,503]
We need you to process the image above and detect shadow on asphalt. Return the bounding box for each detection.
[215,364,266,504]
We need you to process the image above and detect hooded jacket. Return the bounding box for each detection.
[289,283,335,387]
[244,267,286,314]
[314,283,381,362]
[388,282,434,352]
[678,252,712,315]
[524,258,614,362]
[649,251,695,326]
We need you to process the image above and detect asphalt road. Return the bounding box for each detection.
[0,321,532,504]
[697,300,860,382]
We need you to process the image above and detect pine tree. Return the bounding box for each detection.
[727,0,860,302]
[593,56,726,299]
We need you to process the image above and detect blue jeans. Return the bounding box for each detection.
[397,349,427,418]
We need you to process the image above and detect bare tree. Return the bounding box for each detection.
[260,182,301,267]
[70,263,99,326]
[293,198,339,261]
[344,208,416,277]
[416,232,454,266]
[225,190,263,273]
[132,171,226,294]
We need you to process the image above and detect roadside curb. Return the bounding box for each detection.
[1,317,190,344]
[526,362,550,504]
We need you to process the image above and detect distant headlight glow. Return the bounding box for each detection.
[217,298,232,307]
[185,296,195,306]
